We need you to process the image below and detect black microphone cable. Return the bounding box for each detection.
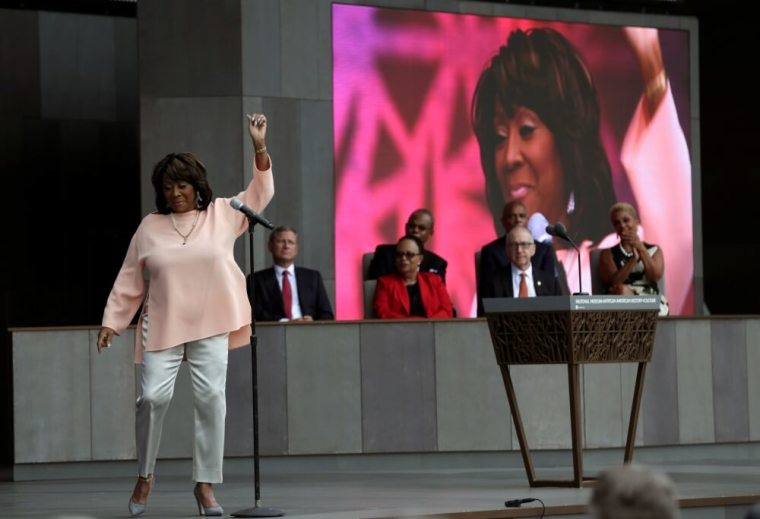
[505,497,545,517]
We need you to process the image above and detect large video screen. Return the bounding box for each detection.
[333,4,693,319]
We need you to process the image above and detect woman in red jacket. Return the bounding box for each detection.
[373,236,453,319]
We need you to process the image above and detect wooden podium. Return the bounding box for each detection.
[483,295,660,488]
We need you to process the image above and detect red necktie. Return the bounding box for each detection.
[519,272,528,298]
[282,271,293,319]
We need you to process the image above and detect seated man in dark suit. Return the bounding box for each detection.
[478,202,563,315]
[480,201,557,283]
[367,208,447,282]
[252,226,334,322]
[478,226,561,310]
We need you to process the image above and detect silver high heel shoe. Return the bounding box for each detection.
[128,475,153,517]
[193,485,224,517]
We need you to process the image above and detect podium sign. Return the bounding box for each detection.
[483,295,659,487]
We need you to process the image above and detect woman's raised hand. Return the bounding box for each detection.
[246,113,267,147]
[246,113,270,170]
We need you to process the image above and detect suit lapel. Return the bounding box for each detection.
[264,269,285,314]
[500,268,514,298]
[295,267,310,313]
[532,274,542,296]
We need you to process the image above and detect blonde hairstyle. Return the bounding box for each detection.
[609,202,639,222]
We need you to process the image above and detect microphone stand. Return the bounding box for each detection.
[233,218,284,518]
[550,225,588,296]
[571,245,588,296]
[563,238,588,296]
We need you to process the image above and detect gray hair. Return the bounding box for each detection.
[590,464,679,519]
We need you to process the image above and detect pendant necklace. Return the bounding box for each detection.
[169,210,200,245]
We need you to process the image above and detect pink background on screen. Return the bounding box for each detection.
[333,5,692,319]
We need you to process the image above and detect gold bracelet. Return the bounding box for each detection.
[255,146,267,155]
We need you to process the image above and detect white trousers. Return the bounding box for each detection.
[136,316,229,483]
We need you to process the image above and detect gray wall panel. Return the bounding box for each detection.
[748,321,760,441]
[426,0,464,13]
[725,507,749,519]
[286,324,362,454]
[642,320,679,446]
[712,320,749,442]
[388,0,424,8]
[360,322,437,452]
[434,321,510,451]
[280,0,332,100]
[258,326,290,455]
[138,0,242,98]
[510,365,572,449]
[241,0,282,98]
[456,1,497,15]
[584,364,624,448]
[90,329,136,460]
[13,331,91,463]
[298,100,336,280]
[225,326,288,456]
[675,319,715,444]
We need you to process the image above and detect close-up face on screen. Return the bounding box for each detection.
[333,4,694,319]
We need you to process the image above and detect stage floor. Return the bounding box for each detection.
[2,451,760,518]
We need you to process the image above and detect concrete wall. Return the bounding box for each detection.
[11,317,760,466]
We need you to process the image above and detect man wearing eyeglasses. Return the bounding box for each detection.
[367,208,448,282]
[477,201,565,315]
[477,226,561,314]
[479,201,559,288]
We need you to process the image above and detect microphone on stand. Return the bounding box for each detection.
[230,198,275,229]
[546,222,588,295]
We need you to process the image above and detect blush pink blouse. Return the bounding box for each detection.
[102,162,274,362]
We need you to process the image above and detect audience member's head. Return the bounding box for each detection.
[394,235,425,280]
[405,209,435,244]
[745,503,760,519]
[590,464,679,519]
[506,226,536,271]
[501,201,528,233]
[268,226,299,268]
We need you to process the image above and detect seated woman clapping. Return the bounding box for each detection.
[373,235,454,319]
[598,203,665,297]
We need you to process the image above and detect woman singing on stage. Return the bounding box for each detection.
[97,114,274,517]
